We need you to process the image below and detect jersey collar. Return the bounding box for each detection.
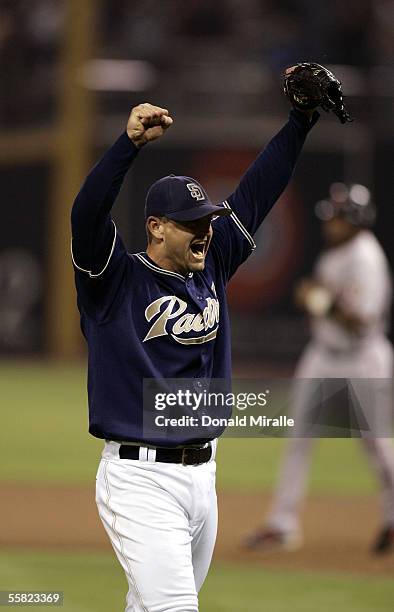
[134,252,193,281]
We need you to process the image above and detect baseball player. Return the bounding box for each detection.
[244,183,394,555]
[71,65,347,611]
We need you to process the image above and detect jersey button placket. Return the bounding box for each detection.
[185,276,205,312]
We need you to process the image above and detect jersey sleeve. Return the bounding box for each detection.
[71,132,139,319]
[211,109,319,280]
[73,232,131,321]
[71,132,139,276]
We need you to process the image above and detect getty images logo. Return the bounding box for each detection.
[186,183,205,202]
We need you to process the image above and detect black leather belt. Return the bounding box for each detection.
[119,443,212,466]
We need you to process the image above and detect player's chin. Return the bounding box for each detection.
[188,259,206,272]
[187,251,206,272]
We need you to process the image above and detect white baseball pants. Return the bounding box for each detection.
[267,336,394,534]
[96,440,217,612]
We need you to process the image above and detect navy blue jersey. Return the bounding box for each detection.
[71,110,318,445]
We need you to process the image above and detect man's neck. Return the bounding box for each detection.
[146,245,187,277]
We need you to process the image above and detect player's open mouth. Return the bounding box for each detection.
[189,240,207,260]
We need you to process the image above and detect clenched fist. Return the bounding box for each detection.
[127,103,173,148]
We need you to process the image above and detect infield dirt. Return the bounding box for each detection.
[1,483,394,576]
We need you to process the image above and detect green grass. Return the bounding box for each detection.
[0,550,124,612]
[216,437,376,494]
[1,550,393,612]
[201,563,394,612]
[0,362,376,494]
[0,362,102,483]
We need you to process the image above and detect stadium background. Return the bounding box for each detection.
[1,1,393,610]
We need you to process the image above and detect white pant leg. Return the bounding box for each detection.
[349,339,394,525]
[96,444,217,612]
[267,337,394,532]
[266,343,328,533]
[191,483,217,592]
[266,436,315,533]
[361,437,394,526]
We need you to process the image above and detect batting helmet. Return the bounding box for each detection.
[314,183,376,227]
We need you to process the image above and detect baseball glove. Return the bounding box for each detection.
[283,62,353,124]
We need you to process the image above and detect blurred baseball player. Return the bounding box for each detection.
[70,64,349,611]
[244,183,394,555]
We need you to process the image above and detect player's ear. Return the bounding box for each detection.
[146,216,165,243]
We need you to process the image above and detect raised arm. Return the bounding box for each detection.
[223,57,354,237]
[225,109,319,237]
[210,108,318,281]
[211,61,352,281]
[71,103,173,275]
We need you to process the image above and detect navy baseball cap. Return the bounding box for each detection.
[145,175,232,221]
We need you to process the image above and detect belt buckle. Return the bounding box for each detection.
[181,447,200,466]
[181,446,209,466]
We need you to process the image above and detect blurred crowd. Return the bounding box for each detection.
[1,0,393,127]
[101,0,376,66]
[0,0,63,125]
